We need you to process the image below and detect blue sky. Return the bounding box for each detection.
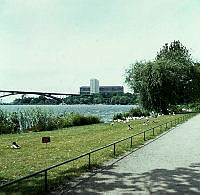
[0,0,200,101]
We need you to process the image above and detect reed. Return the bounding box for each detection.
[0,108,100,134]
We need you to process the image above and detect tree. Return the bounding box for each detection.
[125,61,156,110]
[125,40,200,113]
[119,96,130,105]
[93,97,102,104]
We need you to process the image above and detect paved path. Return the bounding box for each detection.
[55,114,200,194]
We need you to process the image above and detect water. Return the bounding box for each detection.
[0,105,136,122]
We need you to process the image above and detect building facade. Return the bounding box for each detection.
[80,79,124,95]
[80,86,90,95]
[90,79,99,94]
[99,86,124,93]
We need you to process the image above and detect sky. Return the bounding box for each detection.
[0,0,200,102]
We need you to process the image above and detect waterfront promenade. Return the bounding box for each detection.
[54,114,200,194]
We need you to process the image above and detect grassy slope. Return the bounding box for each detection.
[0,114,191,192]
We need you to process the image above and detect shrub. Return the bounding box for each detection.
[86,115,100,124]
[129,108,143,117]
[69,113,100,126]
[188,102,200,112]
[113,113,124,120]
[192,104,200,112]
[123,112,130,118]
[129,108,150,117]
[168,105,185,113]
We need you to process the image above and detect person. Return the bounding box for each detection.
[11,142,21,149]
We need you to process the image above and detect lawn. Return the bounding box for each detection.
[0,113,193,194]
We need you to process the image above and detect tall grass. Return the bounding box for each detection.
[0,108,100,134]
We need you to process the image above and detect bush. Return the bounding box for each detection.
[129,108,150,117]
[168,105,185,113]
[194,105,200,112]
[113,113,124,120]
[85,115,100,124]
[70,113,100,126]
[112,107,150,121]
[188,102,200,112]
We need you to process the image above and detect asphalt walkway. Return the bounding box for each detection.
[54,114,200,194]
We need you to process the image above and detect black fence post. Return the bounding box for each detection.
[131,137,133,147]
[152,128,155,136]
[45,170,48,192]
[88,153,91,169]
[144,131,146,141]
[114,143,116,156]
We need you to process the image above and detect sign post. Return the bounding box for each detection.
[42,136,51,148]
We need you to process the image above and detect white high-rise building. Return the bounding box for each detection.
[90,79,99,94]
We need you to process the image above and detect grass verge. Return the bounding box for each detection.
[0,113,196,194]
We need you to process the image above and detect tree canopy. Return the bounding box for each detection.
[125,40,200,114]
[11,93,138,105]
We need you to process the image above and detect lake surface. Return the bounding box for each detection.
[0,105,136,122]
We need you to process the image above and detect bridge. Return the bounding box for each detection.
[0,90,90,103]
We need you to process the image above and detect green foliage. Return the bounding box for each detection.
[11,93,138,105]
[12,95,58,105]
[113,113,124,120]
[129,108,143,117]
[188,102,200,112]
[125,40,200,113]
[129,108,150,117]
[112,107,150,120]
[0,109,100,134]
[168,105,185,113]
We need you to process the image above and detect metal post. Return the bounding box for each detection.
[152,128,155,136]
[45,170,48,192]
[166,123,167,130]
[144,131,146,141]
[114,143,116,156]
[88,153,91,169]
[131,137,133,147]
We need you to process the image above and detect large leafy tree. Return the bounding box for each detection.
[125,40,200,113]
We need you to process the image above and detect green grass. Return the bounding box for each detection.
[0,113,195,194]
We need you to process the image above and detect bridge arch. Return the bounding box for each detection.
[0,90,90,104]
